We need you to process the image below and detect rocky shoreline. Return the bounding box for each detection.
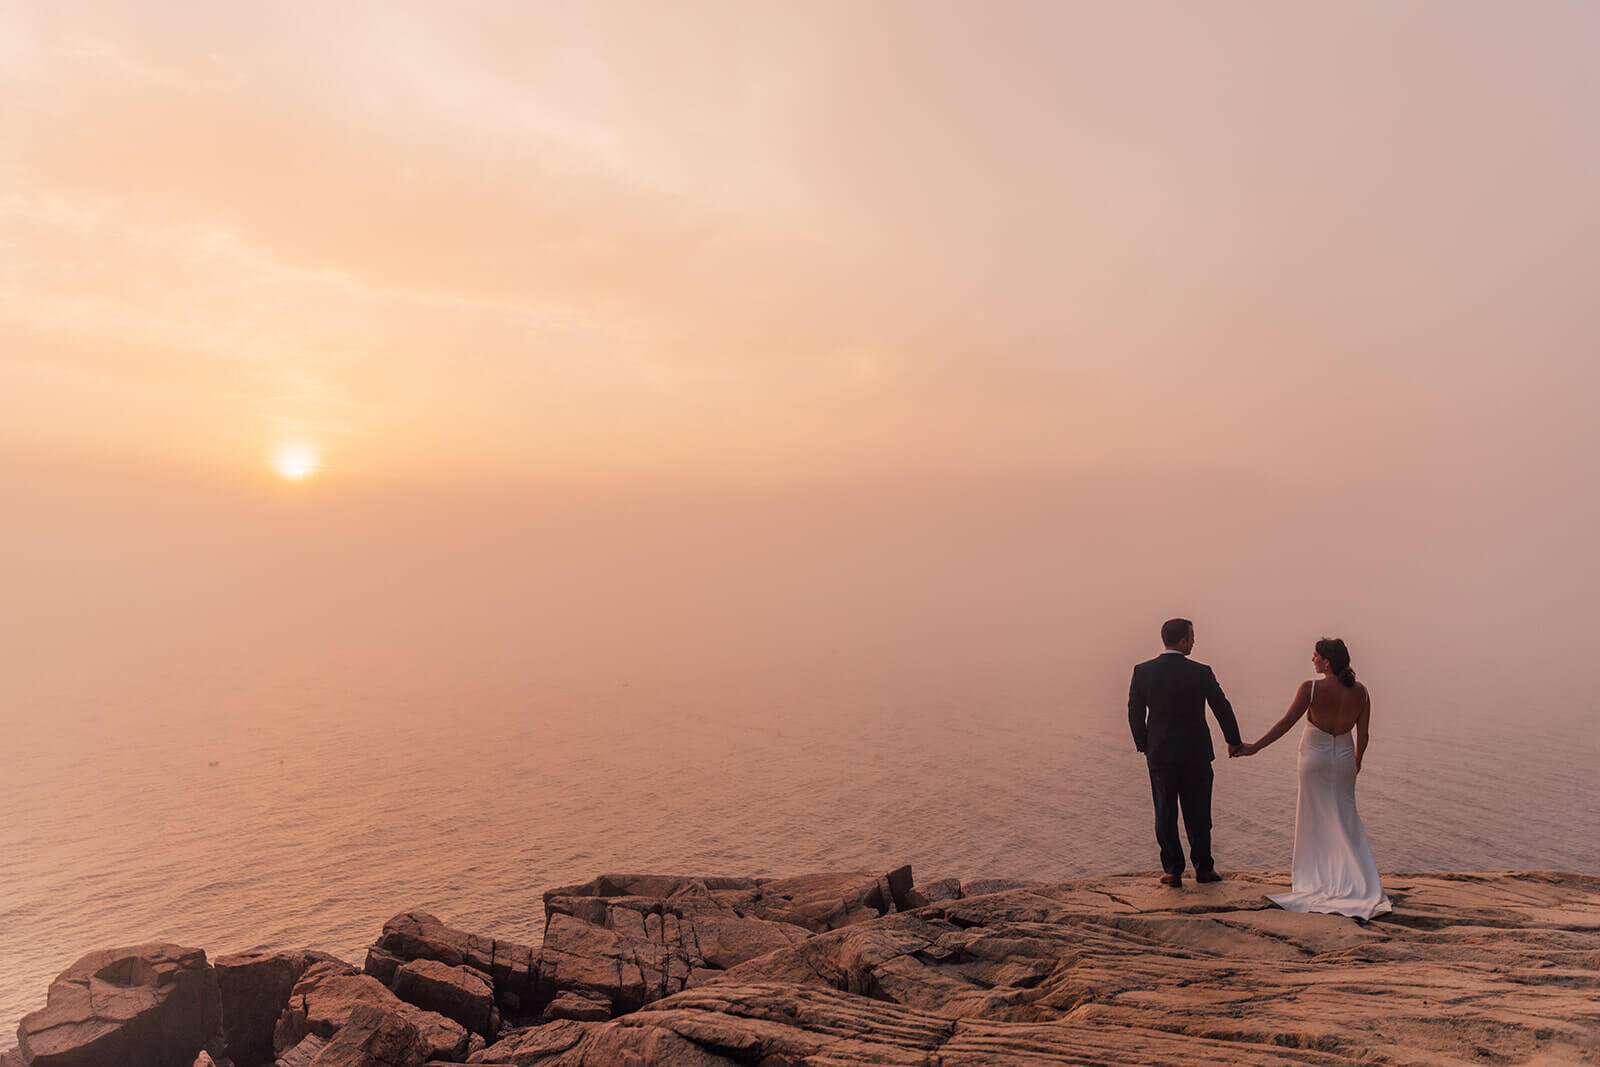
[7,867,1599,1065]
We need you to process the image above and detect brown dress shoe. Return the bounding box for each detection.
[1159,873,1182,887]
[1196,870,1223,883]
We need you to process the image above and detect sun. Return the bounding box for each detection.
[271,443,322,482]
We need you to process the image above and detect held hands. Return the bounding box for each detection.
[1228,741,1260,758]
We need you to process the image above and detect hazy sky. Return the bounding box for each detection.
[3,3,1597,696]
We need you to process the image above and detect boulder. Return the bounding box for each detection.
[216,949,347,1067]
[274,965,469,1063]
[540,992,611,1023]
[533,914,650,1014]
[366,914,535,1006]
[358,950,406,989]
[682,909,808,970]
[1,1049,25,1067]
[390,959,496,1037]
[272,961,359,1055]
[305,1004,427,1067]
[17,943,222,1067]
[396,1010,469,1062]
[533,867,912,1017]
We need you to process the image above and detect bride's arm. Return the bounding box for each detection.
[1354,686,1371,772]
[1244,681,1311,754]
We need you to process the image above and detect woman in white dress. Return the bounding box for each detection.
[1237,638,1391,919]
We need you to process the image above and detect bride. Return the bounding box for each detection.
[1237,638,1391,918]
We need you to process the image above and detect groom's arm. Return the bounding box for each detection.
[1128,667,1149,753]
[1205,667,1244,747]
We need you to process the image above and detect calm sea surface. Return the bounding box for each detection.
[3,668,1596,1031]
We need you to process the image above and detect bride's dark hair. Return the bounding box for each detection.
[1315,638,1357,687]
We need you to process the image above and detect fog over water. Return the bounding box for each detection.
[3,464,1597,1026]
[7,456,1598,686]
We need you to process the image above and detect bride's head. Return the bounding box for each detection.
[1313,638,1357,687]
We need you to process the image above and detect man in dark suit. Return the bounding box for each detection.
[1128,618,1244,887]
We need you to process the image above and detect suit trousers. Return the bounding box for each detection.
[1146,758,1214,876]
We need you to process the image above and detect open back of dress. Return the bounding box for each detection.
[1269,680,1392,919]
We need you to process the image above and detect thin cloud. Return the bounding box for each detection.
[2,2,1597,483]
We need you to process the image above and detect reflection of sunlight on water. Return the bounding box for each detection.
[1,673,1596,1029]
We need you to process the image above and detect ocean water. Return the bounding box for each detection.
[3,667,1596,1032]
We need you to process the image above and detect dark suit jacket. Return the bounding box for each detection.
[1128,652,1242,764]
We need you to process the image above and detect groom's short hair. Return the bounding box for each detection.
[1161,618,1194,647]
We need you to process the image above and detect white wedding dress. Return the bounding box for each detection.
[1269,682,1392,919]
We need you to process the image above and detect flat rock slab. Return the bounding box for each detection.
[391,959,496,1037]
[487,871,1600,1064]
[542,992,612,1023]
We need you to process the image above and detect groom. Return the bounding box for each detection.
[1128,618,1244,887]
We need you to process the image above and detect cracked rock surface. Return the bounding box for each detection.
[216,949,347,1067]
[308,1003,429,1067]
[365,914,536,1008]
[473,871,1600,1065]
[12,870,1599,1065]
[533,868,912,1019]
[274,962,471,1063]
[15,943,221,1067]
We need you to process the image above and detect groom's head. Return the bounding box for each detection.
[1161,618,1195,654]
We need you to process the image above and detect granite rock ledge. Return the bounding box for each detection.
[7,869,1598,1065]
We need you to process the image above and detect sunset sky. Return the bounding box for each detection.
[3,2,1597,693]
